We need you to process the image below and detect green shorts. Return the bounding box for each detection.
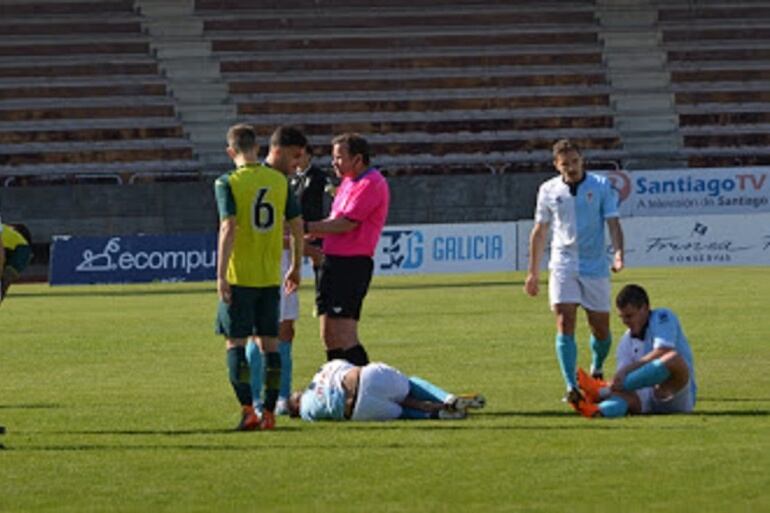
[215,285,280,339]
[5,245,31,274]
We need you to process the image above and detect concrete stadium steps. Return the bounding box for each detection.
[0,118,185,145]
[0,104,175,122]
[219,49,603,73]
[0,58,160,79]
[0,95,177,121]
[241,113,616,138]
[0,0,203,181]
[659,4,770,23]
[201,8,596,34]
[0,0,135,16]
[0,159,201,181]
[196,0,595,8]
[660,1,770,165]
[235,88,610,116]
[338,145,626,174]
[0,20,141,36]
[0,40,150,57]
[211,31,599,54]
[0,81,168,100]
[683,146,770,168]
[0,139,194,166]
[293,128,621,155]
[682,130,770,149]
[196,0,608,174]
[679,105,770,126]
[226,70,606,95]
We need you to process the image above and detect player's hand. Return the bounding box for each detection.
[610,371,626,392]
[217,277,232,304]
[304,244,324,267]
[523,273,540,296]
[284,266,301,294]
[611,251,624,273]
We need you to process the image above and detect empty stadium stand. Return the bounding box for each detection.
[662,1,770,167]
[197,0,624,174]
[0,0,198,185]
[3,0,770,183]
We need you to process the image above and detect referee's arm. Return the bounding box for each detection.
[305,217,358,235]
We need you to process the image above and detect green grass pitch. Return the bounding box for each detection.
[1,267,768,512]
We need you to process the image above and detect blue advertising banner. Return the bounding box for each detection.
[50,233,217,285]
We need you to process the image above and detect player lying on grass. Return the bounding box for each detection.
[571,284,697,418]
[287,359,485,421]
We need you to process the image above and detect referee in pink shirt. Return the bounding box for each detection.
[305,133,390,365]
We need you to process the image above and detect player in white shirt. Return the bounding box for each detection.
[287,360,486,421]
[524,139,624,406]
[572,284,697,417]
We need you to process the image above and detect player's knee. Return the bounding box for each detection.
[663,353,690,389]
[554,306,577,332]
[279,321,294,341]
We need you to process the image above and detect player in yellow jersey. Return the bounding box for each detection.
[214,124,305,431]
[1,223,32,305]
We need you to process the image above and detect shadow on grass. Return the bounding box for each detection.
[372,280,523,291]
[480,408,770,418]
[3,442,421,452]
[15,287,212,299]
[0,403,62,410]
[688,410,769,417]
[18,280,521,298]
[699,397,770,403]
[47,427,303,436]
[477,410,574,418]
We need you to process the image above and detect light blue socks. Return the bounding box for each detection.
[556,333,578,390]
[623,359,671,391]
[408,376,451,403]
[598,396,628,418]
[245,340,264,410]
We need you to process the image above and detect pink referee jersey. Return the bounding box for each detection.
[323,168,389,257]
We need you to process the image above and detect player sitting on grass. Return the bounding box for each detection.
[571,284,697,418]
[287,359,485,421]
[1,223,32,304]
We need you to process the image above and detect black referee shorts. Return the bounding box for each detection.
[316,255,374,320]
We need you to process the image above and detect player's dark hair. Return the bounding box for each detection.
[552,139,582,159]
[288,391,303,418]
[227,123,258,154]
[616,284,650,309]
[270,125,307,149]
[332,132,371,165]
[10,223,31,244]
